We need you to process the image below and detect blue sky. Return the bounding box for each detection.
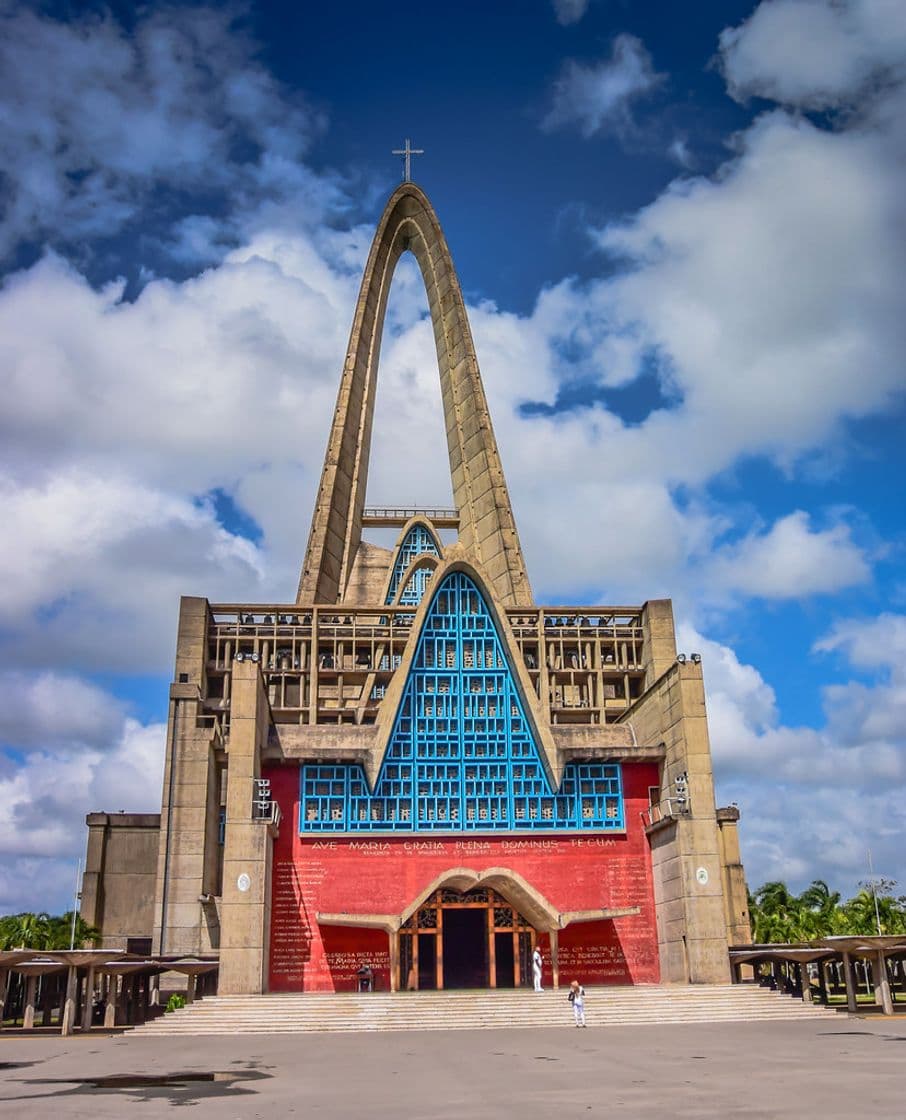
[0,0,904,913]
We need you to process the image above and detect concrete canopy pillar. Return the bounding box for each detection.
[61,966,78,1036]
[873,950,894,1015]
[841,952,858,1013]
[800,963,813,1002]
[22,975,37,1030]
[81,966,96,1031]
[40,976,53,1026]
[104,975,117,1029]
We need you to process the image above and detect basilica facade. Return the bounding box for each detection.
[82,183,750,994]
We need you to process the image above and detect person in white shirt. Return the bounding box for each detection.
[532,946,543,992]
[568,980,586,1026]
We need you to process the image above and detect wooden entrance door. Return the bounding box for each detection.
[399,888,536,990]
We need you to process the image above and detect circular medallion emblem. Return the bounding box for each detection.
[695,866,709,885]
[237,873,251,893]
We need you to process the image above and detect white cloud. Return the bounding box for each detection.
[0,239,359,490]
[591,107,905,482]
[552,0,590,26]
[720,0,906,109]
[815,614,906,749]
[542,34,664,136]
[814,611,906,669]
[0,3,326,258]
[0,672,124,751]
[0,705,165,912]
[679,617,906,890]
[0,470,267,670]
[706,511,871,599]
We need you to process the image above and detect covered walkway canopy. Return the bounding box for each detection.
[0,949,219,1034]
[730,935,906,1016]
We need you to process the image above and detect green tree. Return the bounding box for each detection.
[0,910,100,950]
[797,879,842,938]
[750,881,806,942]
[47,912,101,949]
[841,884,906,936]
[749,877,906,942]
[0,911,52,950]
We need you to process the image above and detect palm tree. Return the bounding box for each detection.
[841,889,906,936]
[798,880,842,938]
[750,881,806,942]
[47,912,101,949]
[0,911,52,950]
[0,911,100,950]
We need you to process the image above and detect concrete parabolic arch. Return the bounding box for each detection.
[297,182,533,607]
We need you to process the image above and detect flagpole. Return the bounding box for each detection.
[69,858,82,949]
[867,849,882,936]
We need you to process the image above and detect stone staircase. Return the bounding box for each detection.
[134,985,834,1035]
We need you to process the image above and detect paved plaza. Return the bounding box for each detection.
[1,1017,904,1119]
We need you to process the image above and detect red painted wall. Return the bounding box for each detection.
[265,762,660,991]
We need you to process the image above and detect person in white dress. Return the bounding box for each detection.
[568,980,586,1027]
[532,946,543,992]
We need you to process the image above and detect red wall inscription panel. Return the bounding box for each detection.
[265,762,660,992]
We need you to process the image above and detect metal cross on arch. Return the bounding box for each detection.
[392,137,424,182]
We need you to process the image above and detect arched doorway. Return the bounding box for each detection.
[398,888,537,990]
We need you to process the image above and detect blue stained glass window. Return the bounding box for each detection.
[301,572,624,833]
[385,524,440,605]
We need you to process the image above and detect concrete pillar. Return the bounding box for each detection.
[817,961,829,1004]
[800,964,813,1002]
[640,662,733,985]
[104,976,117,1029]
[40,977,53,1026]
[81,966,96,1031]
[841,952,858,1013]
[218,660,274,995]
[153,597,222,960]
[0,968,7,1028]
[135,976,145,1024]
[150,974,160,1007]
[115,974,128,1026]
[389,931,400,993]
[80,818,108,933]
[549,930,560,991]
[22,976,37,1030]
[61,966,78,1036]
[716,806,751,946]
[873,950,894,1016]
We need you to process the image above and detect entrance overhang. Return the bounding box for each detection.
[317,866,640,934]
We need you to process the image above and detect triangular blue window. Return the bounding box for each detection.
[385,523,439,605]
[301,572,623,833]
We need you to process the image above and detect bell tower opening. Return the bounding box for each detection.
[367,254,454,528]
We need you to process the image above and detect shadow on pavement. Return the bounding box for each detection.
[1,1067,271,1105]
